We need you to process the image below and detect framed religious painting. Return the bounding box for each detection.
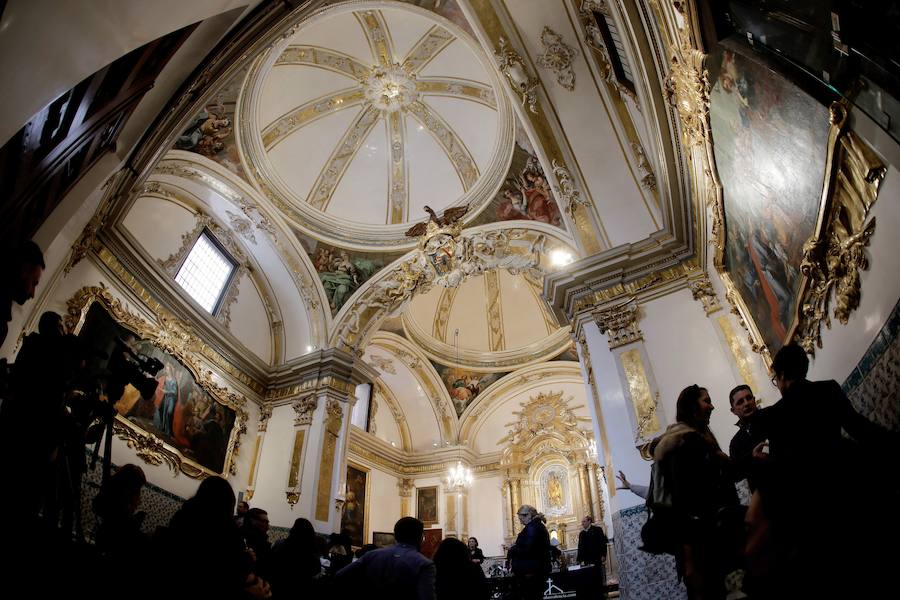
[709,46,839,357]
[65,285,246,478]
[341,462,370,548]
[416,486,438,527]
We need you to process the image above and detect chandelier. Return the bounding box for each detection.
[446,460,473,490]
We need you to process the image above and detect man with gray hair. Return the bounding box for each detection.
[508,504,551,600]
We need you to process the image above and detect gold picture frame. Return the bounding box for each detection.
[416,485,439,527]
[341,461,370,548]
[65,284,247,478]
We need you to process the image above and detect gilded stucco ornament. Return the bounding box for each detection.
[495,37,539,114]
[293,394,318,427]
[724,288,765,355]
[664,35,710,147]
[334,214,546,352]
[258,404,273,432]
[551,159,589,217]
[631,142,658,192]
[688,273,721,315]
[794,119,886,354]
[537,27,578,92]
[592,298,643,349]
[498,390,590,450]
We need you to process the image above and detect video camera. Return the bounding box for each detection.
[105,336,165,401]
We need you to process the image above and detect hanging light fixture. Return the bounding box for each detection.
[446,328,473,491]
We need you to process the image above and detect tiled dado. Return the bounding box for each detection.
[843,296,900,432]
[612,505,686,600]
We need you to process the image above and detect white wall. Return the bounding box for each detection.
[469,473,506,556]
[640,288,750,448]
[366,465,401,543]
[226,272,273,364]
[251,403,297,527]
[122,197,198,261]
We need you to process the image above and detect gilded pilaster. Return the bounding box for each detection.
[398,478,414,517]
[245,404,272,501]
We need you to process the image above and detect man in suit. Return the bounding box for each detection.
[337,516,435,600]
[576,515,608,566]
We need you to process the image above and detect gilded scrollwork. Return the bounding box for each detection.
[64,285,248,479]
[664,41,710,147]
[688,273,721,315]
[795,123,886,354]
[537,27,578,92]
[551,159,588,217]
[495,37,539,114]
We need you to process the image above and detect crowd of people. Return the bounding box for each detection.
[623,344,900,599]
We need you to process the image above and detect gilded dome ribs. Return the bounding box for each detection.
[407,100,478,190]
[262,87,365,150]
[402,25,455,73]
[386,111,409,224]
[275,46,369,79]
[307,105,381,211]
[416,78,497,109]
[357,10,393,68]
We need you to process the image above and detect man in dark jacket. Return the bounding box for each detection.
[336,516,435,600]
[750,344,900,598]
[576,515,608,565]
[508,504,551,600]
[727,384,766,490]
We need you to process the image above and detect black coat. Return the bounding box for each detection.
[576,525,608,565]
[509,519,551,577]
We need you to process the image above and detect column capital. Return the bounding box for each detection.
[592,298,642,348]
[398,478,414,497]
[292,394,318,427]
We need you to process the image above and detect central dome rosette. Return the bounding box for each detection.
[363,63,419,112]
[238,1,515,250]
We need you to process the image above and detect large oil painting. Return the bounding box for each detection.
[341,463,369,548]
[710,49,830,352]
[416,486,438,526]
[77,302,238,475]
[432,361,507,417]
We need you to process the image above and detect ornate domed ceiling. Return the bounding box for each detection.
[402,269,571,371]
[238,2,515,250]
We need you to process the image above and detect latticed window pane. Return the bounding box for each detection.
[175,233,235,312]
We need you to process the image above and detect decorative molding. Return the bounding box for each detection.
[663,27,710,148]
[551,159,588,217]
[227,210,257,245]
[498,390,591,451]
[258,404,273,432]
[592,298,642,348]
[537,26,578,91]
[484,270,505,352]
[286,428,306,507]
[630,142,657,192]
[215,265,246,328]
[495,36,539,113]
[293,394,318,427]
[333,225,546,352]
[794,120,886,354]
[687,273,721,315]
[315,398,344,521]
[619,348,661,442]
